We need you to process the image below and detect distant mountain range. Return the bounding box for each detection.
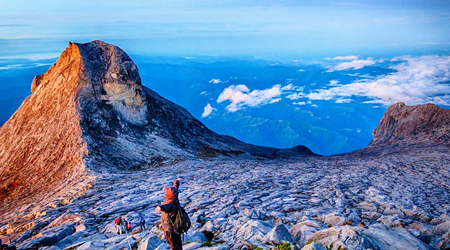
[0,51,395,156]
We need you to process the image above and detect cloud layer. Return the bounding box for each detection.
[310,55,450,105]
[212,55,450,114]
[217,84,282,112]
[328,59,376,71]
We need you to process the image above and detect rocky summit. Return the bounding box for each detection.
[0,41,450,250]
[0,40,314,216]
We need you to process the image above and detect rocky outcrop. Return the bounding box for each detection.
[370,102,450,147]
[0,40,314,215]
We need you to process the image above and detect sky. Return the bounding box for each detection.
[1,0,450,59]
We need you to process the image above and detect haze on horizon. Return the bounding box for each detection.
[1,0,450,60]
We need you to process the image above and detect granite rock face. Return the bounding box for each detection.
[0,40,314,215]
[370,102,450,148]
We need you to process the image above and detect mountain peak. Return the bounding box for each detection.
[369,102,450,148]
[0,40,314,214]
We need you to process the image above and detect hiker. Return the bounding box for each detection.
[122,218,129,233]
[127,221,133,231]
[139,215,146,231]
[115,216,123,235]
[155,177,190,250]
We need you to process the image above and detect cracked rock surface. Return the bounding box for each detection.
[1,149,449,249]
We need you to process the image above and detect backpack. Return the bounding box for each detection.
[169,204,191,234]
[115,218,120,225]
[127,222,132,230]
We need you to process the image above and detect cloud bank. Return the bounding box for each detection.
[217,84,282,112]
[332,55,359,60]
[310,55,450,105]
[212,55,450,114]
[329,59,376,71]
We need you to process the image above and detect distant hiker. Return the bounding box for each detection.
[122,218,128,233]
[127,221,133,231]
[155,178,191,250]
[139,215,146,231]
[115,216,123,235]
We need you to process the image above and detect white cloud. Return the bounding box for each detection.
[217,84,283,112]
[329,80,340,86]
[282,83,304,92]
[332,55,359,60]
[308,55,450,106]
[0,53,60,61]
[335,98,352,103]
[201,103,216,118]
[293,101,306,105]
[0,64,23,70]
[0,62,53,70]
[328,59,376,71]
[209,78,227,84]
[286,92,305,100]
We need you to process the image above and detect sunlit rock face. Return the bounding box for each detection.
[0,40,314,216]
[370,102,450,146]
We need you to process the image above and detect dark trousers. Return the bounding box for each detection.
[164,230,182,250]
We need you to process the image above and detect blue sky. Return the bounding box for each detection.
[1,0,450,59]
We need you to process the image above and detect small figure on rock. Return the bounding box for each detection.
[127,221,133,231]
[122,218,128,233]
[155,177,191,250]
[139,215,146,231]
[115,216,123,235]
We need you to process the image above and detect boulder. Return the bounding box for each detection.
[262,224,294,245]
[183,229,208,243]
[362,223,433,250]
[235,220,273,242]
[290,220,321,244]
[137,234,161,250]
[307,225,373,250]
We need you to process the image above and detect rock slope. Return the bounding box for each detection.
[0,41,314,215]
[1,152,449,249]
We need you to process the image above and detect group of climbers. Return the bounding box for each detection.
[114,178,190,250]
[114,216,144,234]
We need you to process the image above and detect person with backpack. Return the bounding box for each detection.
[115,216,123,235]
[155,177,191,250]
[139,215,146,231]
